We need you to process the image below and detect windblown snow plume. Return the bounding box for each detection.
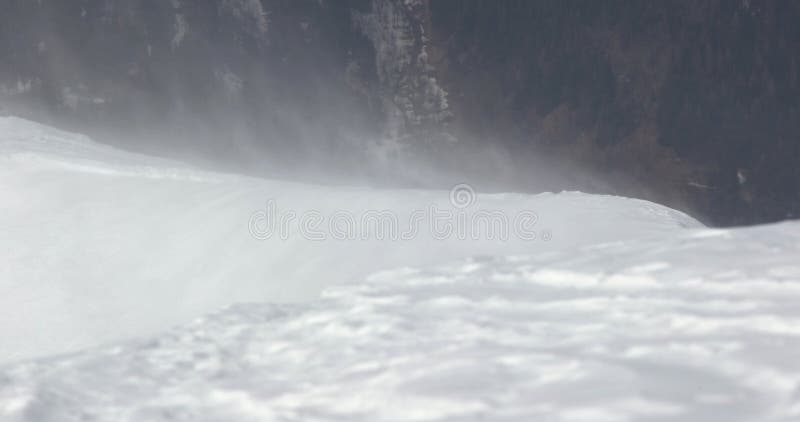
[2,117,800,421]
[0,116,697,364]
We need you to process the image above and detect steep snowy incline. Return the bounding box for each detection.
[2,221,800,421]
[0,117,700,364]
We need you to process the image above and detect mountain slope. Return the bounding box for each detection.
[0,117,699,364]
[4,1,800,225]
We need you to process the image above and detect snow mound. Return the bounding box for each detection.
[2,221,800,421]
[0,117,701,364]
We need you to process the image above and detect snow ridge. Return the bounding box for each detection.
[4,117,799,421]
[0,116,700,365]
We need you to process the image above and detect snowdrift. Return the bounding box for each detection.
[2,117,799,420]
[0,117,700,364]
[3,213,800,420]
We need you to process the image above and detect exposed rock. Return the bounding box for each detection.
[427,0,800,225]
[1,0,798,226]
[354,0,452,144]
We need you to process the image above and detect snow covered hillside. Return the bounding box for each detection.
[2,117,799,420]
[0,116,699,364]
[0,223,800,422]
[2,220,800,421]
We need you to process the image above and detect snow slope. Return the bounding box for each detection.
[6,117,799,421]
[0,117,699,364]
[2,222,800,421]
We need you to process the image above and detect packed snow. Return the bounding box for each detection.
[2,117,799,421]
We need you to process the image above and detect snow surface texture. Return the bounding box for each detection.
[3,224,800,421]
[2,117,798,420]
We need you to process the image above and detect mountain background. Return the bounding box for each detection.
[1,0,799,226]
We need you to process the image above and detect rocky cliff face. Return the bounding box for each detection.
[428,0,800,225]
[1,0,798,226]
